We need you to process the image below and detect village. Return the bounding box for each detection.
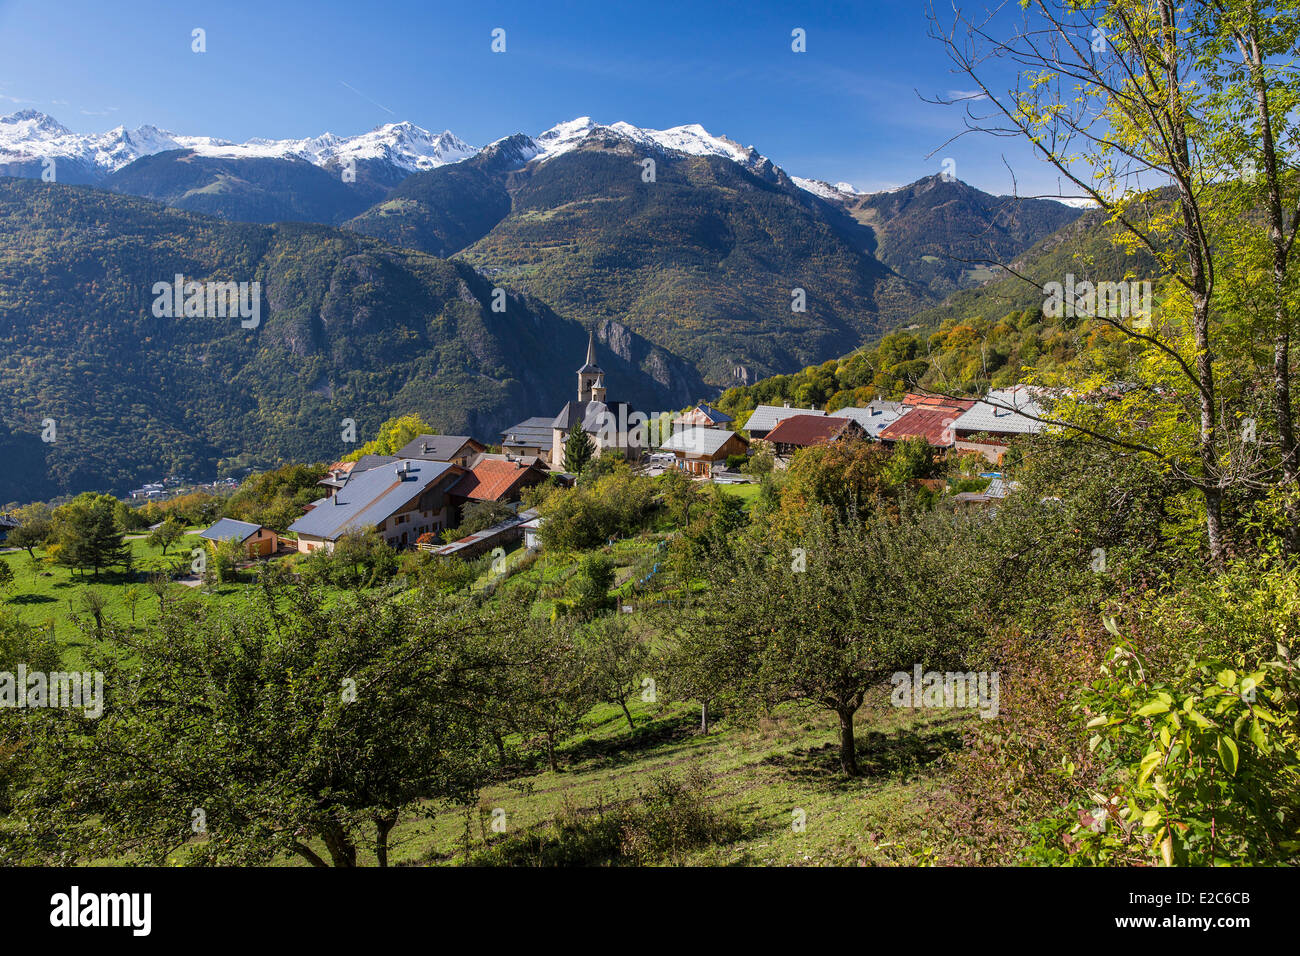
[135,331,1046,566]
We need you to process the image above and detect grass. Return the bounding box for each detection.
[2,534,259,665]
[266,691,967,867]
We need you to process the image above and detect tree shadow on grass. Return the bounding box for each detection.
[7,593,55,605]
[760,717,967,793]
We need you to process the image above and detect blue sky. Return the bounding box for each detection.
[0,0,1073,196]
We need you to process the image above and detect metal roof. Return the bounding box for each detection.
[501,416,556,447]
[827,401,904,438]
[951,387,1045,436]
[741,404,826,432]
[763,415,859,448]
[199,518,264,543]
[659,427,745,457]
[289,459,459,540]
[879,407,963,447]
[394,434,482,461]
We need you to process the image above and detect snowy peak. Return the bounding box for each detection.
[0,111,478,175]
[1,110,857,199]
[530,116,768,172]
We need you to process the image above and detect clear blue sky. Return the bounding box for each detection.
[0,0,1072,196]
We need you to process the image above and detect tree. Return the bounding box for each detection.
[6,503,52,558]
[683,509,989,775]
[0,561,13,598]
[50,493,130,578]
[563,427,594,475]
[147,517,184,555]
[498,614,594,773]
[6,582,503,867]
[581,616,650,732]
[928,0,1300,565]
[343,414,437,462]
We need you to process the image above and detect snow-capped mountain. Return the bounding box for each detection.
[0,110,475,176]
[0,110,814,192]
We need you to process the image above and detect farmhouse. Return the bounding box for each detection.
[659,427,749,478]
[198,518,280,557]
[878,399,976,449]
[949,386,1045,463]
[290,459,465,552]
[761,414,866,457]
[741,404,825,440]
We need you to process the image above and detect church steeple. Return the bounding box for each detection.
[577,328,603,402]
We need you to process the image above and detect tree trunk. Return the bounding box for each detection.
[545,731,558,773]
[619,698,635,732]
[319,819,357,868]
[374,811,397,868]
[700,699,710,735]
[837,707,859,777]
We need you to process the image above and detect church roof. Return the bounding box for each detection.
[577,329,602,374]
[552,400,633,432]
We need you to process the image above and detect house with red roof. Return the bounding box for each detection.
[760,414,866,457]
[451,455,549,504]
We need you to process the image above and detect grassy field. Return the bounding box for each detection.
[272,691,963,867]
[1,533,248,666]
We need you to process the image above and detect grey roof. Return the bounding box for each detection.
[394,434,481,461]
[289,459,459,541]
[951,387,1045,436]
[199,518,264,543]
[552,400,633,433]
[828,401,904,438]
[349,454,399,475]
[660,427,743,457]
[741,404,825,432]
[501,416,556,448]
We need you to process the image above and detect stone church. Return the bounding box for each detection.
[550,331,645,471]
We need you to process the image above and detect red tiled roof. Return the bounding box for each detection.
[762,414,858,448]
[451,459,543,502]
[878,407,964,447]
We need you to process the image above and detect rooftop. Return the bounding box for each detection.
[393,434,482,461]
[763,414,858,448]
[659,427,745,457]
[741,404,826,433]
[199,518,264,543]
[289,459,460,541]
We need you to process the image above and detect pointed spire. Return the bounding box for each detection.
[577,327,602,374]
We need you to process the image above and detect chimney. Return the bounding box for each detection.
[421,442,430,454]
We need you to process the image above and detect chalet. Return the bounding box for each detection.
[394,434,486,467]
[0,513,18,543]
[673,403,733,429]
[289,459,465,552]
[500,417,558,463]
[198,518,280,557]
[741,404,825,440]
[828,400,904,439]
[761,414,865,457]
[659,427,750,478]
[451,455,549,504]
[551,331,645,470]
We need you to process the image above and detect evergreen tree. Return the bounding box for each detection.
[564,427,594,474]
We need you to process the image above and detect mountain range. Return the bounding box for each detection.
[0,110,1086,504]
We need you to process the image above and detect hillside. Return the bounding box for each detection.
[838,175,1084,297]
[0,178,704,505]
[715,207,1163,417]
[455,138,934,386]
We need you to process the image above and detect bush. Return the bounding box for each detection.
[464,768,741,866]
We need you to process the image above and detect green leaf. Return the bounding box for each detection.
[1135,699,1170,717]
[1216,734,1239,776]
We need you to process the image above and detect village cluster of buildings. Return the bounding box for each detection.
[196,332,1046,560]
